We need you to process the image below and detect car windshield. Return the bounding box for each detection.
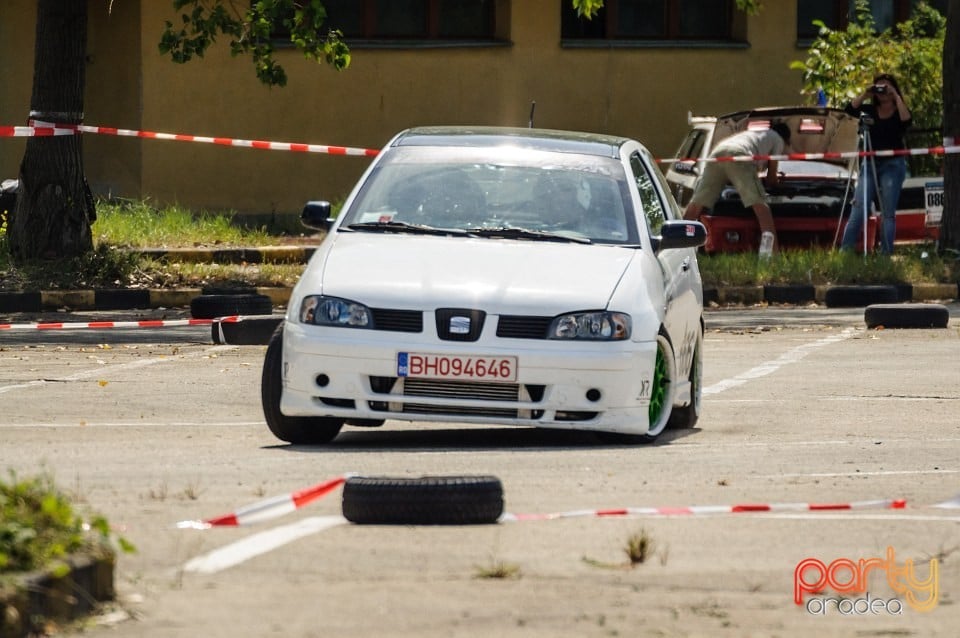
[340,146,638,244]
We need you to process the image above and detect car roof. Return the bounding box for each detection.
[392,126,630,159]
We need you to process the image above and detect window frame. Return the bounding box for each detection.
[561,0,745,47]
[319,0,504,46]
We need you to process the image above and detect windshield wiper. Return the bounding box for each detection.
[465,226,592,244]
[346,221,470,237]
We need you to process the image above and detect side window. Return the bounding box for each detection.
[630,153,666,233]
[676,128,706,161]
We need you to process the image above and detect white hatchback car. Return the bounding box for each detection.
[262,126,707,445]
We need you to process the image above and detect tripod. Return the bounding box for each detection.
[836,114,884,255]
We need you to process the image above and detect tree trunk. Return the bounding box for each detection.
[8,0,94,263]
[942,0,960,252]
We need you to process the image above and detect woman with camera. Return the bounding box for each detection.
[840,73,912,254]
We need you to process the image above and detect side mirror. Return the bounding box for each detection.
[301,200,335,231]
[653,220,707,252]
[671,161,699,176]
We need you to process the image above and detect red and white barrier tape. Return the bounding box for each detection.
[177,475,349,529]
[0,125,77,138]
[0,318,214,331]
[11,119,380,157]
[501,497,906,522]
[177,471,916,530]
[4,120,958,163]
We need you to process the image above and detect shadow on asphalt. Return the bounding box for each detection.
[263,424,701,453]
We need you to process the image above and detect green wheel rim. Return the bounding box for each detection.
[649,344,668,425]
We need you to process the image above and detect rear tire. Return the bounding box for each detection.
[261,325,343,444]
[341,475,504,525]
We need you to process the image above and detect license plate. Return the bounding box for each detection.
[924,181,944,227]
[398,353,517,382]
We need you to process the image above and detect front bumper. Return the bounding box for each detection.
[279,321,659,435]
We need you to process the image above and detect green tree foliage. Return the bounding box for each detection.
[790,0,945,175]
[159,0,350,87]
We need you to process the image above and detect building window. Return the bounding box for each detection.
[561,0,735,42]
[322,0,497,41]
[797,0,948,41]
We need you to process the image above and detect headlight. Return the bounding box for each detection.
[548,311,631,340]
[299,295,372,328]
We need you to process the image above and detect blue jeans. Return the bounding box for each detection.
[841,157,907,254]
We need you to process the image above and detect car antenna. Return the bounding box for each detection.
[528,101,536,128]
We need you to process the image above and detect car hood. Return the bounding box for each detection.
[303,233,638,315]
[713,106,858,167]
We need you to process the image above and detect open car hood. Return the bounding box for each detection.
[713,106,859,168]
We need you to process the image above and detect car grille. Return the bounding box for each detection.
[403,378,518,401]
[371,308,422,332]
[367,376,546,419]
[496,315,552,339]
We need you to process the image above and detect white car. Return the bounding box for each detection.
[261,126,707,445]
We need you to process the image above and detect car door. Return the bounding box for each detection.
[630,150,699,346]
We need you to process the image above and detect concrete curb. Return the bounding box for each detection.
[129,246,316,264]
[0,552,115,637]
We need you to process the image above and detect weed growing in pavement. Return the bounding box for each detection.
[473,559,522,580]
[624,529,654,566]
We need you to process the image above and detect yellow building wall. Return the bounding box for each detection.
[3,1,808,219]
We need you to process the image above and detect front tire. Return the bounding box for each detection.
[668,327,702,429]
[597,331,676,445]
[261,325,344,444]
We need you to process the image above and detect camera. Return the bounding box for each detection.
[870,85,887,94]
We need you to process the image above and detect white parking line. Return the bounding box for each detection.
[0,345,237,395]
[0,421,264,428]
[704,327,858,395]
[765,469,959,478]
[182,515,347,574]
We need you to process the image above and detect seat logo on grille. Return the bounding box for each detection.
[449,316,471,334]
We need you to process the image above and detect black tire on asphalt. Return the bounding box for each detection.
[341,475,505,525]
[191,293,273,319]
[824,285,899,308]
[213,315,284,345]
[864,304,950,329]
[763,284,816,305]
[261,325,344,444]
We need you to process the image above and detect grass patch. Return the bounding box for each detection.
[1,200,958,292]
[698,245,958,288]
[93,201,281,249]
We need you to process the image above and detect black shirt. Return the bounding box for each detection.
[845,102,912,151]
